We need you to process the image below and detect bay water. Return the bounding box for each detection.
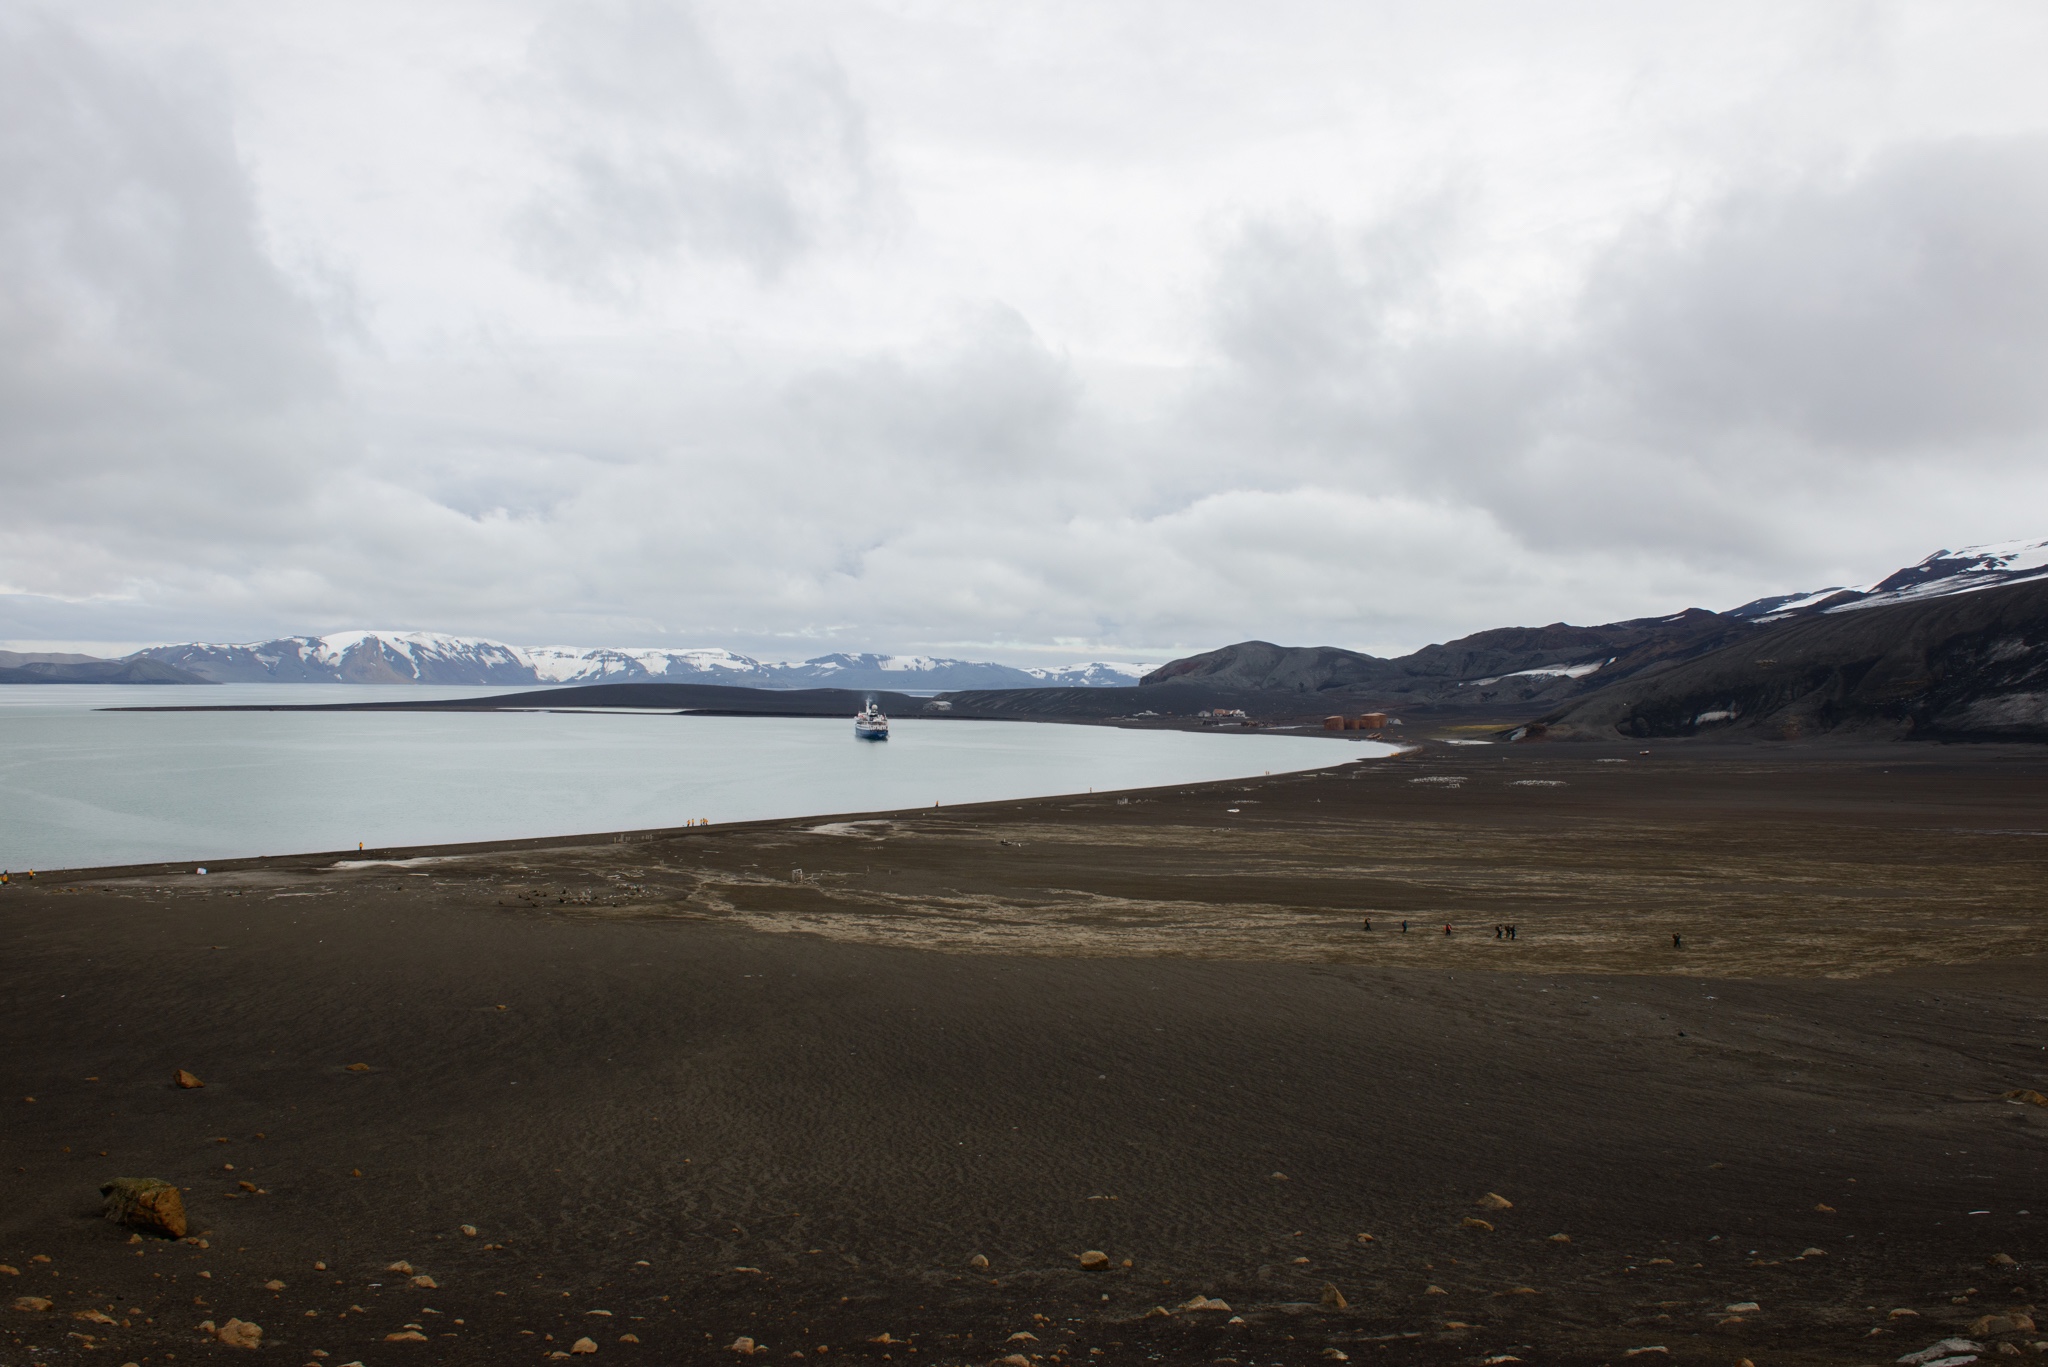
[0,685,1383,871]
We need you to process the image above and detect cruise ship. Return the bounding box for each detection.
[853,699,890,740]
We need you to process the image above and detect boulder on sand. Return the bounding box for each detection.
[215,1318,262,1348]
[1078,1250,1110,1269]
[1476,1192,1513,1210]
[1970,1313,2035,1336]
[100,1178,188,1238]
[174,1070,203,1089]
[1320,1282,1348,1309]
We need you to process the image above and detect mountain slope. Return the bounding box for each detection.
[130,635,1142,689]
[1139,610,1754,708]
[0,657,212,685]
[1530,575,2048,742]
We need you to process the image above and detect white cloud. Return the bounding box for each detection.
[5,0,2048,661]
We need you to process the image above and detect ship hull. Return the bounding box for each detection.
[854,723,889,740]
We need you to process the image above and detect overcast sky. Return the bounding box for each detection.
[5,1,2048,662]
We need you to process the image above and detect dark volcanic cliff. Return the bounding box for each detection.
[1529,576,2048,742]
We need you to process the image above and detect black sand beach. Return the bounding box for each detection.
[6,742,2047,1365]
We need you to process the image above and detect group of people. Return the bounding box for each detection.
[1358,918,1520,939]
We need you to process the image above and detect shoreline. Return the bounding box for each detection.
[6,741,2046,1365]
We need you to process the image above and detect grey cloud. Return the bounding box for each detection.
[1589,138,2048,452]
[0,8,341,587]
[1190,137,2048,579]
[513,0,877,289]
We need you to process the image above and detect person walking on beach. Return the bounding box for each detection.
[1672,932,1683,949]
[1443,923,1452,936]
[1363,918,1372,930]
[1400,920,1408,933]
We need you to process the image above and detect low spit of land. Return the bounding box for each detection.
[4,739,2047,1365]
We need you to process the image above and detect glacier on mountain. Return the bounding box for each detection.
[130,634,1146,690]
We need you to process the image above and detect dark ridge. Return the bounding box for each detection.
[1528,575,2048,742]
[105,681,930,715]
[0,657,213,685]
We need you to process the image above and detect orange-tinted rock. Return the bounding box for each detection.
[100,1179,188,1239]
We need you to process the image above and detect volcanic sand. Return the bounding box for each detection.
[4,739,2047,1365]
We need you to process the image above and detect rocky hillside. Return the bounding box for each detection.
[1529,575,2048,742]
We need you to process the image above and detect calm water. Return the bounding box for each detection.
[0,685,1381,871]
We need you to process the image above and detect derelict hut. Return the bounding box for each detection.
[1357,711,1388,730]
[1324,715,1346,731]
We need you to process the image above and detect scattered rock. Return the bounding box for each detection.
[1892,1310,1922,1319]
[1726,1302,1761,1313]
[728,1336,757,1355]
[1356,1233,1376,1243]
[1180,1296,1232,1312]
[1476,1193,1513,1210]
[1078,1250,1110,1269]
[1320,1282,1348,1310]
[869,1333,902,1344]
[460,1225,478,1238]
[1898,1339,1986,1366]
[264,1279,285,1291]
[386,1261,414,1274]
[2003,1090,2047,1107]
[1271,1172,1288,1180]
[1322,1350,1350,1361]
[1461,1218,1494,1232]
[1801,1247,1828,1258]
[1227,1315,1247,1324]
[1815,1203,1837,1214]
[1646,1257,1674,1266]
[619,1333,639,1343]
[409,1275,437,1290]
[75,1310,117,1325]
[1989,1254,2019,1268]
[175,1070,203,1089]
[969,1254,989,1269]
[12,1295,51,1311]
[1143,1307,1169,1319]
[216,1318,262,1349]
[999,1357,1032,1367]
[1424,1285,1447,1296]
[0,1266,15,1275]
[345,1063,371,1073]
[570,1338,597,1354]
[1622,1349,1668,1358]
[1548,1234,1571,1244]
[100,1178,188,1239]
[1007,1332,1038,1342]
[1291,1256,1311,1265]
[385,1328,430,1342]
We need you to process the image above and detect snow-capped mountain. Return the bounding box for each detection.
[129,634,1145,690]
[1730,536,2048,621]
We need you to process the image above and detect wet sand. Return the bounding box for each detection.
[5,740,2047,1365]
